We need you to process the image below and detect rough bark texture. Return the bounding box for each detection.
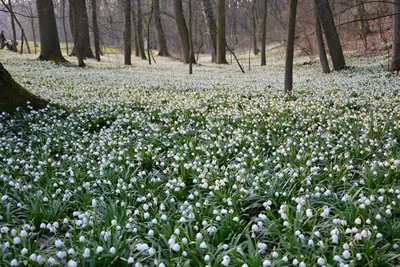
[9,0,17,52]
[72,0,86,66]
[153,0,169,56]
[391,0,400,72]
[174,0,196,64]
[137,0,147,60]
[216,0,227,64]
[0,63,49,113]
[315,5,330,74]
[37,0,66,62]
[355,0,371,37]
[200,0,217,62]
[92,0,101,61]
[260,0,267,66]
[131,0,140,57]
[124,0,132,65]
[284,0,297,95]
[69,0,94,58]
[315,0,345,71]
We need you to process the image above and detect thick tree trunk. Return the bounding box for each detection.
[355,0,371,37]
[92,0,101,61]
[0,63,49,113]
[153,0,169,56]
[124,0,132,65]
[9,0,17,52]
[216,0,227,64]
[260,0,267,66]
[200,0,217,62]
[315,0,345,71]
[70,0,94,58]
[391,0,400,72]
[315,5,330,74]
[284,0,297,95]
[37,0,66,62]
[131,0,140,57]
[174,0,196,64]
[137,0,147,60]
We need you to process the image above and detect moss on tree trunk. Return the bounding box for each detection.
[0,63,49,113]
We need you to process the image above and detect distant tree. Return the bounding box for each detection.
[124,0,132,65]
[252,0,259,56]
[0,62,48,113]
[62,0,69,56]
[315,0,346,71]
[216,0,227,64]
[391,0,400,72]
[174,0,196,64]
[200,0,217,62]
[69,0,94,58]
[189,0,193,74]
[9,0,17,52]
[315,3,330,74]
[36,0,66,62]
[261,0,268,66]
[131,0,140,57]
[355,0,371,38]
[137,0,147,60]
[92,0,101,61]
[284,0,297,95]
[153,0,169,56]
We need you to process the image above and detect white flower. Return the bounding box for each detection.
[54,239,64,248]
[204,255,210,261]
[196,232,203,240]
[342,250,351,259]
[96,246,104,253]
[56,251,66,259]
[21,248,28,255]
[148,247,156,255]
[68,248,76,255]
[299,262,306,267]
[79,235,85,242]
[263,260,271,266]
[128,257,134,263]
[10,259,18,266]
[29,253,37,261]
[376,233,383,239]
[83,248,90,258]
[257,242,267,250]
[317,257,325,266]
[355,217,362,225]
[221,255,230,266]
[172,244,181,251]
[110,247,116,254]
[13,237,21,244]
[272,251,278,258]
[200,242,207,249]
[68,260,78,267]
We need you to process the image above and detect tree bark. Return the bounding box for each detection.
[216,0,227,64]
[284,0,297,95]
[0,62,49,113]
[9,0,17,52]
[200,0,217,62]
[28,1,37,54]
[315,0,346,71]
[260,0,267,66]
[189,0,193,74]
[132,0,140,57]
[124,0,132,65]
[153,0,169,56]
[355,0,371,37]
[137,0,147,60]
[174,0,196,64]
[252,0,259,56]
[92,0,101,61]
[37,0,66,62]
[315,5,330,74]
[70,0,94,58]
[391,0,400,72]
[71,0,86,66]
[62,0,69,56]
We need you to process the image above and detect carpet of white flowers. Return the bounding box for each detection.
[1,50,400,267]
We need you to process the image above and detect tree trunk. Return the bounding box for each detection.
[71,0,86,67]
[216,0,227,64]
[315,0,346,71]
[391,0,400,72]
[153,0,169,56]
[260,0,267,66]
[189,0,193,74]
[0,62,49,113]
[9,0,17,52]
[62,0,69,56]
[92,0,101,61]
[315,5,330,74]
[70,0,94,58]
[284,0,297,95]
[137,0,147,60]
[37,0,66,62]
[132,0,140,57]
[200,0,217,62]
[355,0,371,37]
[252,0,259,56]
[174,0,196,64]
[124,0,132,65]
[28,0,37,55]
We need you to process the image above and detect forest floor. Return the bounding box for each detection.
[1,49,400,266]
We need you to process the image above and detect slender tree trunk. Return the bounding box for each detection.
[72,0,86,66]
[62,0,69,56]
[174,0,196,64]
[200,0,217,62]
[132,0,140,57]
[137,0,147,60]
[37,0,66,62]
[315,5,330,74]
[391,0,400,72]
[252,0,259,56]
[70,0,94,58]
[92,0,100,61]
[153,0,169,56]
[9,0,17,52]
[189,0,193,74]
[261,0,267,66]
[0,62,49,113]
[355,0,371,37]
[315,0,346,71]
[28,2,37,54]
[124,0,132,65]
[216,0,227,64]
[284,0,298,95]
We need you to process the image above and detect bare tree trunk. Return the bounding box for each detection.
[174,0,196,64]
[315,5,330,74]
[284,0,297,95]
[37,0,66,62]
[70,0,94,58]
[153,0,169,56]
[260,0,267,66]
[137,0,147,60]
[200,0,217,62]
[315,0,346,71]
[189,0,193,74]
[132,0,140,57]
[355,0,371,37]
[28,1,37,54]
[92,0,100,61]
[9,0,17,52]
[124,0,132,65]
[72,0,86,66]
[252,0,259,56]
[62,0,69,56]
[391,0,400,72]
[216,0,227,64]
[0,62,49,113]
